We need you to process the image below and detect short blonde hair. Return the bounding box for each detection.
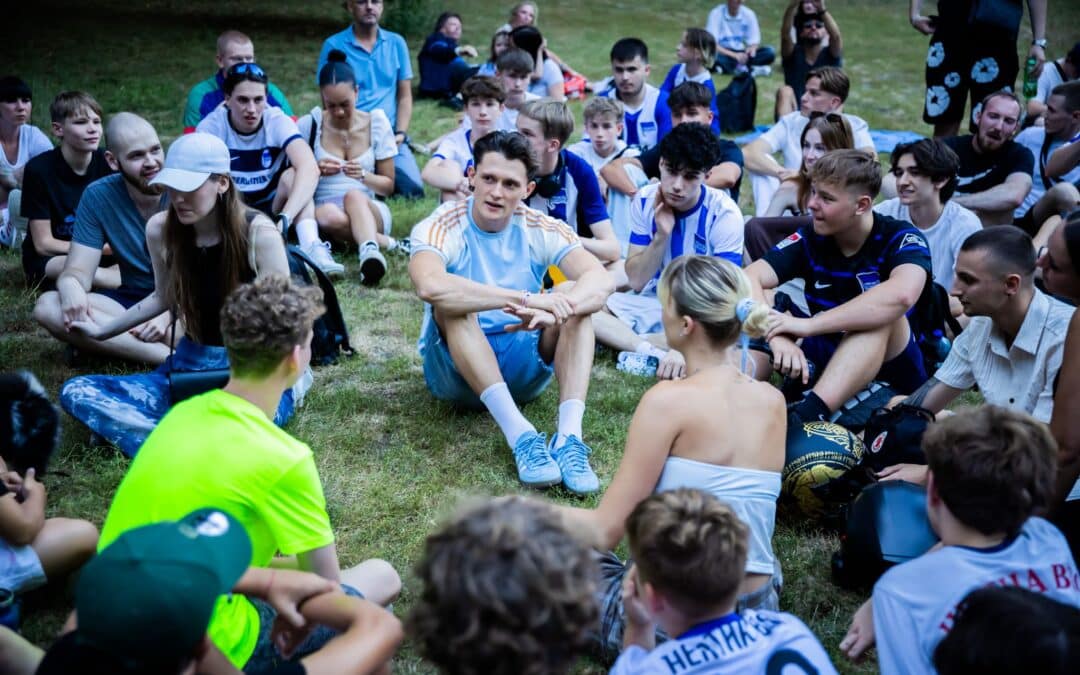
[583,97,624,125]
[658,255,769,347]
[518,99,575,145]
[808,149,882,199]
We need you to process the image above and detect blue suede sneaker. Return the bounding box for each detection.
[512,431,562,488]
[550,435,600,495]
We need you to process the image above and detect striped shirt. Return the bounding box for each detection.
[934,288,1074,423]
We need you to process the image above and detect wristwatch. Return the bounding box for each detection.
[1033,39,1048,48]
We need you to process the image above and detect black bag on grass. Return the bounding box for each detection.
[717,72,757,134]
[287,245,355,366]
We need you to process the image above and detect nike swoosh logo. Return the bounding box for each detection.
[814,281,831,289]
[955,168,992,188]
[230,156,241,162]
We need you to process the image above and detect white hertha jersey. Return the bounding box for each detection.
[196,106,302,205]
[610,610,838,675]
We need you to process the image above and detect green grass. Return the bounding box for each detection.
[5,1,1079,672]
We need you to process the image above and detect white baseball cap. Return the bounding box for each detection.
[150,133,231,192]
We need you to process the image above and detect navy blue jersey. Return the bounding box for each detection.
[763,213,933,316]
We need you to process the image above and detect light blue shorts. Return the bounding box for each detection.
[421,317,554,410]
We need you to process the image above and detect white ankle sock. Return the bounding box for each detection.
[635,341,666,359]
[480,382,535,447]
[295,218,321,249]
[554,398,585,447]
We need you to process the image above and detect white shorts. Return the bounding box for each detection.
[0,538,46,593]
[315,193,393,235]
[606,290,663,335]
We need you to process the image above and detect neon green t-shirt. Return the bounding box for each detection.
[99,389,335,668]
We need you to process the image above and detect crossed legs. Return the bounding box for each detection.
[33,291,171,365]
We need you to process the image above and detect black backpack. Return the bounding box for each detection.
[717,72,757,134]
[909,281,963,374]
[287,245,356,366]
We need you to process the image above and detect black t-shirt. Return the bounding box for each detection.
[782,46,842,100]
[762,212,933,317]
[20,147,112,263]
[638,136,745,202]
[943,135,1033,197]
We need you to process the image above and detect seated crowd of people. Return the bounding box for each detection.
[1,0,1080,673]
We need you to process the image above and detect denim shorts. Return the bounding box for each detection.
[421,316,554,410]
[243,583,365,674]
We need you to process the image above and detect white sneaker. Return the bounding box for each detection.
[304,241,345,278]
[358,241,387,287]
[751,65,772,77]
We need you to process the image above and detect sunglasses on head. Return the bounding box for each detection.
[802,20,825,29]
[227,63,268,81]
[808,111,843,122]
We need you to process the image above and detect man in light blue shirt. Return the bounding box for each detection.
[318,0,423,198]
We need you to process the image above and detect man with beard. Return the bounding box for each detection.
[775,1,843,119]
[943,91,1035,226]
[596,38,671,152]
[33,113,173,365]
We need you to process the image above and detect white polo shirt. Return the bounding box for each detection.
[934,289,1074,423]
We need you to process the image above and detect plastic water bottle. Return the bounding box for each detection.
[1023,57,1038,98]
[616,351,659,377]
[0,588,20,631]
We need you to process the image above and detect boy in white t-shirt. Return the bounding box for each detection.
[706,0,776,74]
[874,138,981,295]
[612,488,837,675]
[422,76,505,202]
[841,406,1080,674]
[567,98,639,202]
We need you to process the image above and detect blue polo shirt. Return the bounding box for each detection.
[317,27,412,128]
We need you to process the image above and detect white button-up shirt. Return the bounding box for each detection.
[935,288,1074,422]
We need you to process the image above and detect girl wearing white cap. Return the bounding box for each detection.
[58,133,296,457]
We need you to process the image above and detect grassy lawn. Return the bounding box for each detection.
[5,1,1079,672]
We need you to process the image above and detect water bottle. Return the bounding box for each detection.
[0,588,20,631]
[1023,57,1038,98]
[616,351,659,377]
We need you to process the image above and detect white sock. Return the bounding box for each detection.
[359,239,378,255]
[295,218,321,249]
[480,382,535,447]
[554,398,585,447]
[635,341,666,359]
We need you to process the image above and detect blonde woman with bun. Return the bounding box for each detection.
[558,254,787,656]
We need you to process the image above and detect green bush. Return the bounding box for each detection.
[381,0,438,40]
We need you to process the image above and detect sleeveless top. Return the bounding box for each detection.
[654,457,781,576]
[192,243,256,347]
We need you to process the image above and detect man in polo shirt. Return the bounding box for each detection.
[318,0,424,199]
[897,226,1073,422]
[182,30,293,132]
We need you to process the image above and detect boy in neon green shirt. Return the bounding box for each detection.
[99,276,400,670]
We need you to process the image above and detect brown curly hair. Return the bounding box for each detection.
[407,496,599,675]
[627,488,748,618]
[219,275,325,378]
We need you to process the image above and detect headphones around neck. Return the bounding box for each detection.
[534,153,566,199]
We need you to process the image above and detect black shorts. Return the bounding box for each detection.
[923,21,1018,128]
[97,287,151,309]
